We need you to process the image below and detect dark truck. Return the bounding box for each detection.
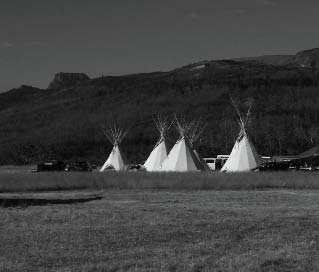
[65,161,93,172]
[36,160,66,172]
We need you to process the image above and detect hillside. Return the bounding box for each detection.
[237,48,319,69]
[1,49,319,164]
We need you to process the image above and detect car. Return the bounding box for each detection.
[65,161,93,172]
[215,155,230,170]
[203,158,216,170]
[128,164,146,171]
[37,160,66,171]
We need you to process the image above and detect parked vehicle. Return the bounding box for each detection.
[65,161,93,172]
[215,155,230,170]
[203,158,216,170]
[128,164,146,171]
[259,161,290,171]
[37,160,66,172]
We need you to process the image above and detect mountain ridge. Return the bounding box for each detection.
[3,48,319,94]
[1,48,319,164]
[235,48,319,68]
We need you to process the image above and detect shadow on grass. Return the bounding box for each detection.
[0,195,103,208]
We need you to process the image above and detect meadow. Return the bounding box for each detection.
[1,166,319,192]
[1,168,319,271]
[1,189,319,271]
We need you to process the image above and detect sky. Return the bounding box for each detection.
[0,0,319,91]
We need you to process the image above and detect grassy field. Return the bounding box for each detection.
[1,189,319,271]
[1,167,319,192]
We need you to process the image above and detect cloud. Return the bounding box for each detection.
[0,42,14,49]
[189,12,199,19]
[256,0,276,6]
[25,41,47,46]
[0,41,47,50]
[232,9,247,15]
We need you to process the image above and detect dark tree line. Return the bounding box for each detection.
[0,61,319,164]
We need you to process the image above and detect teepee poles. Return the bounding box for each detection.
[153,115,172,146]
[160,115,208,172]
[144,115,171,171]
[173,114,194,140]
[221,97,260,172]
[188,118,208,147]
[102,124,127,147]
[100,123,129,172]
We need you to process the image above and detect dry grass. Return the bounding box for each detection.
[1,168,319,193]
[1,190,319,271]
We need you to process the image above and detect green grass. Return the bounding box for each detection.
[1,169,319,193]
[1,190,319,271]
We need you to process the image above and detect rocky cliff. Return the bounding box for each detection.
[48,72,90,90]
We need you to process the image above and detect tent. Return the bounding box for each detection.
[299,145,319,158]
[188,119,210,171]
[160,116,208,172]
[221,99,261,172]
[297,146,319,167]
[100,125,129,172]
[144,116,171,171]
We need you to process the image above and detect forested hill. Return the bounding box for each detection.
[1,48,319,165]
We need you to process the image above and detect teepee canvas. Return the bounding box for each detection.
[188,119,210,171]
[160,116,208,172]
[221,99,261,172]
[100,125,129,171]
[144,116,171,171]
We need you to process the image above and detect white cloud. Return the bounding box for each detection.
[0,41,47,50]
[0,42,14,49]
[189,12,199,19]
[232,9,247,14]
[25,41,47,46]
[256,0,276,6]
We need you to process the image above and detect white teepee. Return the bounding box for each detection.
[144,116,171,171]
[160,116,208,172]
[188,118,210,171]
[221,99,261,172]
[100,125,129,172]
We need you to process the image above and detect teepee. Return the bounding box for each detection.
[188,119,210,171]
[100,124,129,172]
[160,116,208,172]
[144,116,171,171]
[221,99,261,172]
